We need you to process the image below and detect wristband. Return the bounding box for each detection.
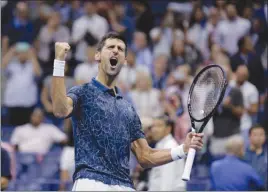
[171,144,187,161]
[53,59,65,77]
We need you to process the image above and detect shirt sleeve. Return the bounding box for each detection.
[248,166,264,190]
[1,148,11,179]
[66,85,81,118]
[130,107,145,142]
[10,127,21,146]
[49,125,67,143]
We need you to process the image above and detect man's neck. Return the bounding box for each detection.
[96,72,117,89]
[250,144,263,155]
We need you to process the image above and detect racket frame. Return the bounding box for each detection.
[187,64,228,133]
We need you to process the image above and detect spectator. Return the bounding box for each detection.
[230,65,259,132]
[230,35,265,95]
[71,1,108,62]
[108,2,135,45]
[41,63,75,126]
[245,124,268,190]
[210,63,244,157]
[130,71,163,118]
[169,39,203,72]
[118,49,149,89]
[2,2,35,56]
[59,118,75,191]
[213,0,227,20]
[73,46,98,85]
[10,108,67,154]
[214,3,251,56]
[151,54,169,90]
[53,0,71,25]
[1,147,11,191]
[36,10,71,76]
[148,116,185,191]
[65,0,84,30]
[210,135,264,190]
[131,31,153,71]
[131,0,154,43]
[250,17,268,56]
[2,43,42,126]
[149,10,176,57]
[163,87,191,144]
[187,6,210,59]
[32,3,53,40]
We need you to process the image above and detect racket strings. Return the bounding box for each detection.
[190,67,225,120]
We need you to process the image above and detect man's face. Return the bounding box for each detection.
[97,38,126,76]
[226,4,237,20]
[236,66,248,85]
[30,109,44,127]
[151,119,169,142]
[250,127,266,148]
[244,36,253,52]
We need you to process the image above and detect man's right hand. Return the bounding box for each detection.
[55,42,70,61]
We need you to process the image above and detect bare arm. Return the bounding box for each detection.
[2,36,9,56]
[131,133,203,169]
[1,46,16,69]
[131,138,174,169]
[41,85,53,113]
[247,103,259,115]
[51,42,73,118]
[29,48,42,77]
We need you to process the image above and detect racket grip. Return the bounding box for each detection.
[181,148,196,181]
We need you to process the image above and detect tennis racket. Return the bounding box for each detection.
[181,64,227,181]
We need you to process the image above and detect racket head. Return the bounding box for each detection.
[187,64,227,124]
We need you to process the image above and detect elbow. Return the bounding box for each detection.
[137,149,154,169]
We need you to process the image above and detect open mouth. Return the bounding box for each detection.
[109,58,118,67]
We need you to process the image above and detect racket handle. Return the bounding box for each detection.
[181,148,196,181]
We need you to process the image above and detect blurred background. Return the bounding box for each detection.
[1,0,267,191]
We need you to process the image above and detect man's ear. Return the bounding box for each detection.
[95,52,101,62]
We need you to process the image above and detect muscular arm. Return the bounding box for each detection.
[131,138,174,169]
[131,133,203,169]
[51,42,73,118]
[51,77,73,118]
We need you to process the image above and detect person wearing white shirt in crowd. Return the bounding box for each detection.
[10,108,67,154]
[130,71,163,118]
[131,31,153,71]
[230,65,259,144]
[148,116,186,191]
[214,3,251,56]
[2,42,42,126]
[74,46,98,85]
[118,49,150,89]
[71,1,108,62]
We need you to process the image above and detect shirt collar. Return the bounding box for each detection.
[91,78,122,98]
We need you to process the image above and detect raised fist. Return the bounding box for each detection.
[55,42,70,61]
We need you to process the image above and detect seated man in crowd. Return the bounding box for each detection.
[210,135,264,191]
[10,108,67,154]
[245,124,268,190]
[148,116,185,191]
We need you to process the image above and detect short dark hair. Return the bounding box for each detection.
[248,124,266,135]
[96,32,127,53]
[155,115,175,136]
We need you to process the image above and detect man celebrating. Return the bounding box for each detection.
[51,32,203,191]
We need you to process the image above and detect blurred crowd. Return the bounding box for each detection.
[1,0,268,191]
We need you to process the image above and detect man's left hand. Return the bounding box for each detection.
[183,132,204,153]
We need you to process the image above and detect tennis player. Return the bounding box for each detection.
[51,32,204,191]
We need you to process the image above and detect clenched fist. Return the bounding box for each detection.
[55,42,70,61]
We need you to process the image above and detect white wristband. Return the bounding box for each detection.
[171,144,187,161]
[53,59,65,77]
